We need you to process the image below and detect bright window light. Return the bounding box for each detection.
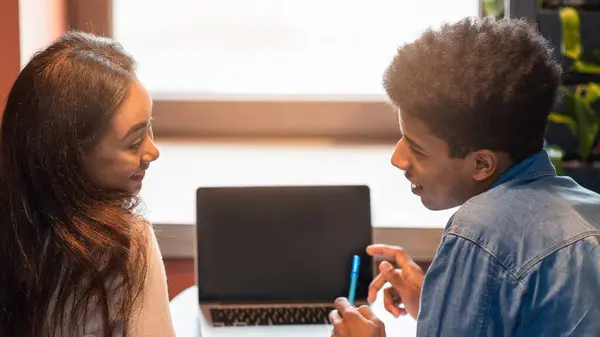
[113,0,479,99]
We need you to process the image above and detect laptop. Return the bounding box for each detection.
[195,185,373,328]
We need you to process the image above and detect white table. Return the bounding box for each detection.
[170,286,417,337]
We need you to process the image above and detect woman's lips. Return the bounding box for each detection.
[130,172,145,182]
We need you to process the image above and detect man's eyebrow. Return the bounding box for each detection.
[403,134,426,152]
[121,121,148,141]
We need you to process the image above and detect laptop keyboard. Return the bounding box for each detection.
[210,306,335,326]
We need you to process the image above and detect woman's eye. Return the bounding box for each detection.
[129,140,143,151]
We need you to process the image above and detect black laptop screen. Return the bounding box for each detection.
[195,185,373,304]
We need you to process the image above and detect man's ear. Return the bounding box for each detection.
[470,150,499,182]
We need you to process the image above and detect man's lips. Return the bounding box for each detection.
[405,174,421,189]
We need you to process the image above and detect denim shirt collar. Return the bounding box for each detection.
[489,149,557,189]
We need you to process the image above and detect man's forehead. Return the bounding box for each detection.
[397,110,417,134]
[398,112,435,143]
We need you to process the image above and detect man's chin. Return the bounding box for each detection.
[422,203,443,211]
[420,197,454,211]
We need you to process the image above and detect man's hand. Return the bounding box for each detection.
[329,297,386,337]
[366,244,424,320]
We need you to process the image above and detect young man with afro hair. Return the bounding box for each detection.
[329,16,600,337]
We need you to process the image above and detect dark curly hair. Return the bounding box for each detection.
[383,16,563,162]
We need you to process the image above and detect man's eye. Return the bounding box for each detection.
[411,147,424,156]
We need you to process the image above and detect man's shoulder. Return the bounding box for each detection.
[446,175,600,278]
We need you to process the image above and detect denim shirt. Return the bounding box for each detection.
[416,150,600,336]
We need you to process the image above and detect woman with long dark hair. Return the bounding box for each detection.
[0,31,175,336]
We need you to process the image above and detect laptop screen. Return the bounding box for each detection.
[195,185,373,304]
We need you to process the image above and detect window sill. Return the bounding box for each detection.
[143,139,454,260]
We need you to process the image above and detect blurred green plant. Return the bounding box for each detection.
[560,7,600,74]
[548,84,600,163]
[483,0,504,18]
[548,7,600,173]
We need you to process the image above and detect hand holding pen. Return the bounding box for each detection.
[328,255,387,337]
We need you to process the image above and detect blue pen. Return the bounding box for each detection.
[348,255,361,305]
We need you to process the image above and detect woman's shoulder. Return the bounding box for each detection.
[128,218,160,260]
[128,221,176,336]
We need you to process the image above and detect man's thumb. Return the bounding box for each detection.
[379,261,404,287]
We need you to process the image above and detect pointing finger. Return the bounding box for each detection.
[368,271,387,303]
[366,244,413,268]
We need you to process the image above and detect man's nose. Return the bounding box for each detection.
[391,141,411,171]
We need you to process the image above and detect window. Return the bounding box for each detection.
[68,0,482,139]
[64,1,481,259]
[113,0,479,99]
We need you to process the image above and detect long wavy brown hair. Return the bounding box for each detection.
[0,31,149,336]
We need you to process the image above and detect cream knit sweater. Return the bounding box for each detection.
[52,225,176,337]
[128,226,176,337]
